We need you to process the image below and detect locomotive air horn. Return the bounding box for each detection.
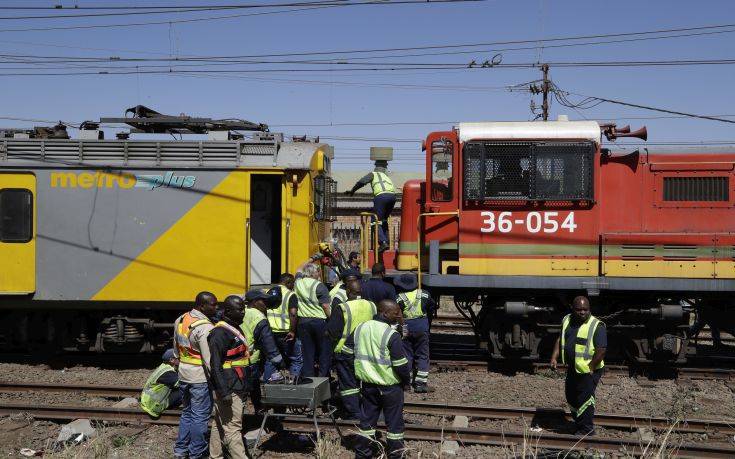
[613,126,647,141]
[616,125,631,134]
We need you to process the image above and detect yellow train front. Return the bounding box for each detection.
[0,110,336,353]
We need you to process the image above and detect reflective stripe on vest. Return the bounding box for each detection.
[335,298,377,353]
[267,285,293,333]
[329,281,347,304]
[560,314,605,374]
[370,171,395,196]
[397,289,426,320]
[140,363,175,417]
[241,308,267,365]
[215,321,250,368]
[354,320,401,386]
[295,277,326,319]
[175,313,211,366]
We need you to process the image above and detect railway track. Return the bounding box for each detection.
[0,401,732,458]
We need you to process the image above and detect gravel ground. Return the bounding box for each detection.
[0,361,734,457]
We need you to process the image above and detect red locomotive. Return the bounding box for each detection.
[390,118,734,363]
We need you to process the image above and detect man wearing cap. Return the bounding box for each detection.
[173,291,217,459]
[208,295,250,459]
[263,273,303,382]
[242,288,285,412]
[345,162,396,252]
[294,262,333,378]
[395,273,437,393]
[329,268,361,307]
[326,279,377,420]
[141,349,182,418]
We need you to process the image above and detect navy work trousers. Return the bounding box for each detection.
[565,369,603,434]
[334,352,360,420]
[402,331,430,386]
[297,318,333,378]
[373,193,396,245]
[355,384,405,459]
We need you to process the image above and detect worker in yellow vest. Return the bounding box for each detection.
[346,162,396,251]
[140,349,182,418]
[551,296,607,436]
[263,273,303,382]
[326,279,377,419]
[294,263,333,378]
[341,300,410,459]
[241,288,286,413]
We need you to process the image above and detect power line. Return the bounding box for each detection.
[0,0,480,20]
[0,0,477,33]
[554,87,735,125]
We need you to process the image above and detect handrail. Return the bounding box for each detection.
[416,211,459,290]
[245,218,251,290]
[359,212,379,272]
[285,218,291,274]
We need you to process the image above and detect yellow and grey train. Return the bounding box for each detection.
[0,108,336,352]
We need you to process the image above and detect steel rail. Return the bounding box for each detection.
[0,403,732,458]
[402,400,735,435]
[1,382,733,436]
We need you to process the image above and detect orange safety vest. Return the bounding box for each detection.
[175,312,211,366]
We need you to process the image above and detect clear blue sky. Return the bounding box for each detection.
[2,0,734,171]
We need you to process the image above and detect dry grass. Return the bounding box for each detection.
[43,424,172,459]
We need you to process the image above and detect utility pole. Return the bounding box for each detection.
[541,64,550,121]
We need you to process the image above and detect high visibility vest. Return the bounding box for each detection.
[352,320,407,386]
[295,277,326,319]
[241,308,267,365]
[140,363,176,418]
[370,171,395,196]
[397,289,428,320]
[267,285,294,333]
[175,312,211,366]
[214,321,250,369]
[329,281,348,304]
[560,314,605,374]
[335,298,377,353]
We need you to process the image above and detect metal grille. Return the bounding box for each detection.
[314,174,337,221]
[663,176,729,202]
[463,141,594,201]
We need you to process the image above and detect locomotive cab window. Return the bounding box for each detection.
[463,141,594,202]
[430,139,454,202]
[0,188,33,243]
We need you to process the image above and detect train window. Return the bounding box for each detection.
[663,177,729,202]
[313,174,337,221]
[431,139,453,202]
[0,188,33,242]
[463,141,594,201]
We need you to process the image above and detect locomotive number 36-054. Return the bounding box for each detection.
[479,211,577,234]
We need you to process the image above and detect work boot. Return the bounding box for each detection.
[378,242,389,252]
[413,383,434,393]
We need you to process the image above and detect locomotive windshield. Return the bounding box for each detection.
[463,141,594,201]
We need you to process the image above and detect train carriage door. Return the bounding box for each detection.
[423,136,459,273]
[249,174,282,286]
[0,173,35,294]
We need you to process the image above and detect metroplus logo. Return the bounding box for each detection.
[50,171,196,190]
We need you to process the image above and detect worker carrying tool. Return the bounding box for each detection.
[550,296,607,436]
[394,273,437,393]
[345,158,396,252]
[140,348,182,418]
[342,299,410,459]
[207,295,251,459]
[327,279,377,420]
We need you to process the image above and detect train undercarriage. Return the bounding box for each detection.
[441,290,734,365]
